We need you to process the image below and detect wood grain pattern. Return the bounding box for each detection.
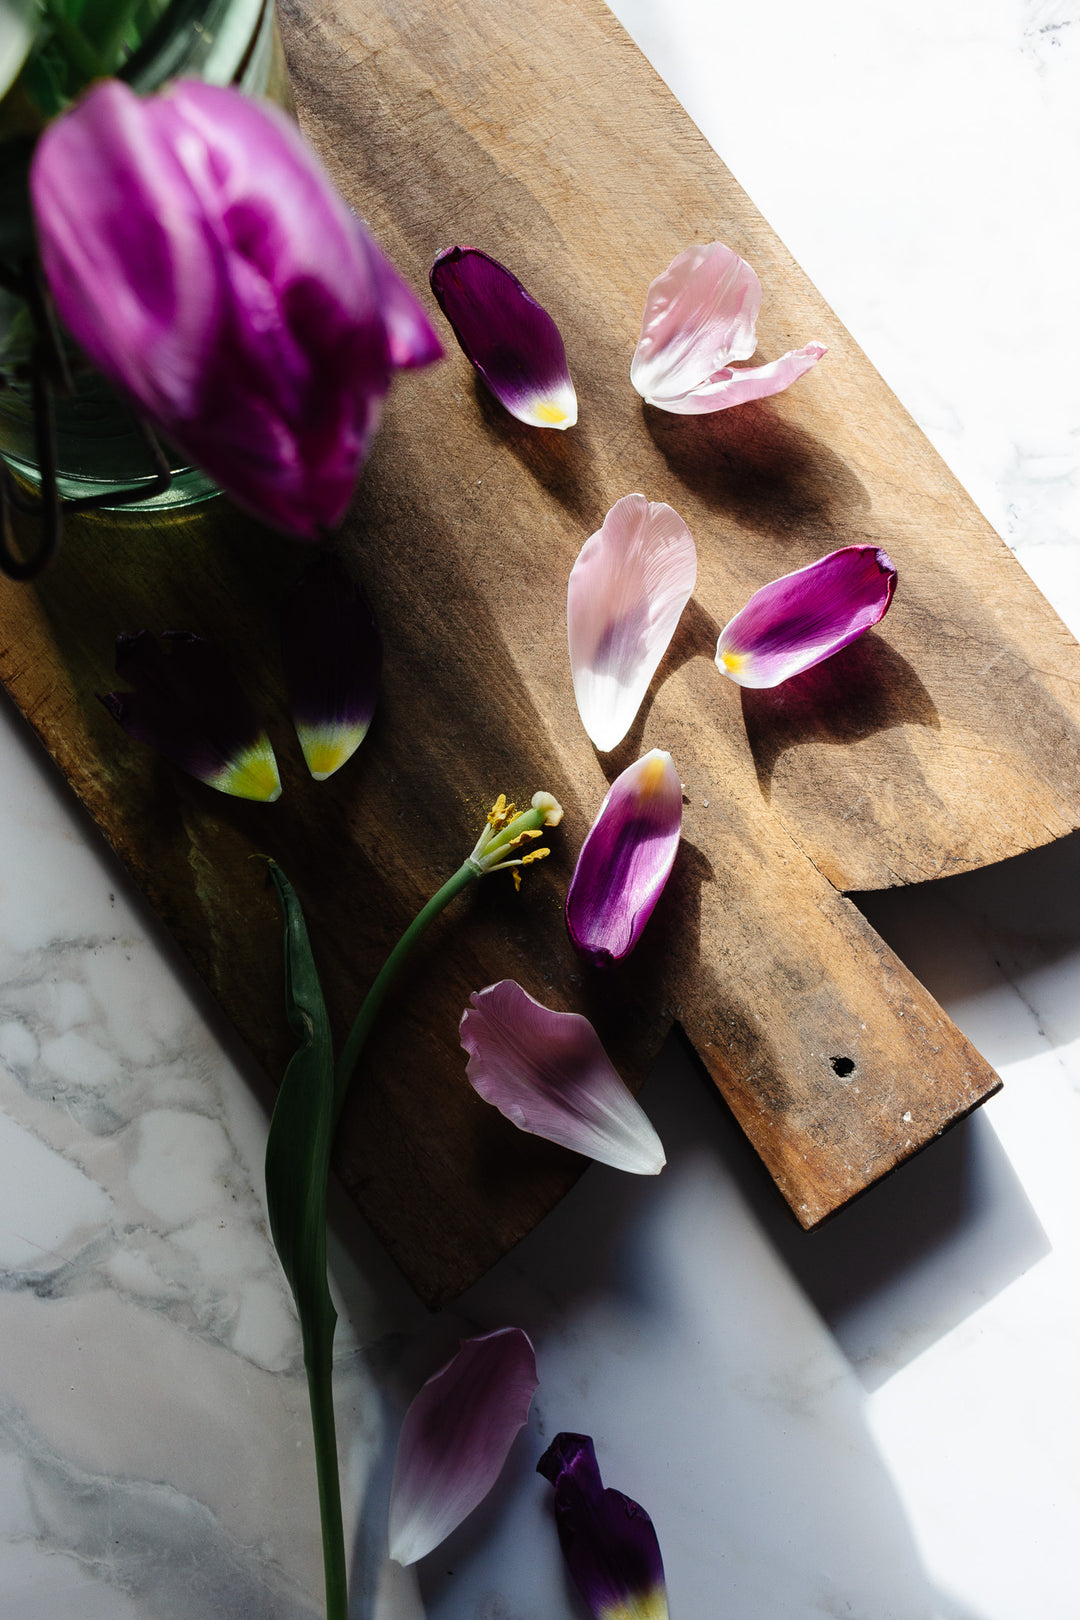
[3,0,1079,1303]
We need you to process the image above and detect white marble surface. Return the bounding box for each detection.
[4,1,1080,1615]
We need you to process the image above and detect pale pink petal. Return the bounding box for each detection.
[631,242,760,406]
[388,1327,538,1566]
[648,341,827,416]
[460,980,665,1174]
[630,240,825,414]
[716,545,897,688]
[568,494,697,752]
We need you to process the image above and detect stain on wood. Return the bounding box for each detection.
[3,0,1078,1303]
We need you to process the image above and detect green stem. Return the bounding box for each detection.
[40,3,107,84]
[332,861,477,1121]
[304,1323,348,1620]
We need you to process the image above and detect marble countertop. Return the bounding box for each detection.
[4,1,1080,1615]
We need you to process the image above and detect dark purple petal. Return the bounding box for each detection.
[537,1433,669,1620]
[101,631,280,801]
[566,751,682,967]
[281,553,381,779]
[460,980,665,1173]
[388,1327,538,1565]
[716,544,897,687]
[30,80,441,538]
[429,246,577,428]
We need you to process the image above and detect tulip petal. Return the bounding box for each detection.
[30,79,220,423]
[366,235,445,370]
[537,1433,669,1620]
[30,80,441,537]
[281,554,381,780]
[646,341,828,416]
[429,246,578,428]
[388,1327,538,1566]
[566,751,682,968]
[630,240,825,413]
[101,631,281,801]
[568,494,697,752]
[460,980,665,1174]
[716,544,898,688]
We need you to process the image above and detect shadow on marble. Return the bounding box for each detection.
[741,1105,1049,1392]
[413,1040,994,1620]
[853,827,1080,1064]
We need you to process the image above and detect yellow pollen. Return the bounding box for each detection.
[521,846,549,864]
[487,794,515,829]
[512,868,522,892]
[721,650,746,673]
[534,402,567,424]
[506,827,542,849]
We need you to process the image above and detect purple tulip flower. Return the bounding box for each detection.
[30,79,442,537]
[566,750,683,967]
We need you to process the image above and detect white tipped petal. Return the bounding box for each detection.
[568,494,697,751]
[461,980,666,1174]
[388,1328,538,1566]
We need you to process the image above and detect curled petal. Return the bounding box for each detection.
[653,341,827,415]
[430,246,577,428]
[460,980,665,1174]
[716,545,898,688]
[30,80,441,537]
[537,1433,669,1620]
[281,554,381,779]
[631,240,825,413]
[101,632,281,801]
[566,751,682,967]
[388,1327,538,1566]
[568,494,697,752]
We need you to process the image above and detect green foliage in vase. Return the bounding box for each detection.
[4,0,175,120]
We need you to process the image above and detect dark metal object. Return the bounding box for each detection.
[0,255,173,582]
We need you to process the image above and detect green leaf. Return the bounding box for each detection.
[264,862,348,1620]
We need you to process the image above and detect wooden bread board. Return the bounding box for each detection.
[4,0,1080,1304]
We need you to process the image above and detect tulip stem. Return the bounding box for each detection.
[333,861,477,1120]
[304,1319,348,1620]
